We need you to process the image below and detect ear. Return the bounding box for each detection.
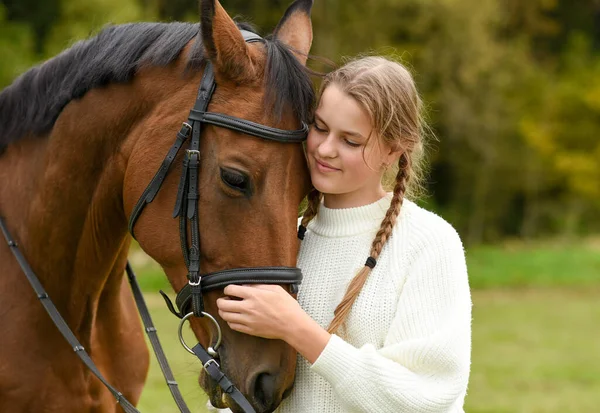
[200,0,256,81]
[273,0,314,66]
[383,144,403,168]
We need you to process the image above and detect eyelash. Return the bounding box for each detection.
[313,124,361,148]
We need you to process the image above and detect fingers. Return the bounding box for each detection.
[223,284,283,299]
[227,323,251,334]
[223,284,253,298]
[216,297,244,313]
[249,284,284,292]
[218,309,253,335]
[218,309,245,325]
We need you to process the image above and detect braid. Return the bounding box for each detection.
[300,188,322,228]
[327,153,410,335]
[370,153,410,259]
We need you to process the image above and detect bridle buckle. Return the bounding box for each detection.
[181,122,192,135]
[203,358,220,372]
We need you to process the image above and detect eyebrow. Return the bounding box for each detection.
[314,114,366,140]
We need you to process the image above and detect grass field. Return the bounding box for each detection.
[133,241,600,413]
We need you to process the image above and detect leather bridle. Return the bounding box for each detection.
[127,29,308,411]
[1,30,308,413]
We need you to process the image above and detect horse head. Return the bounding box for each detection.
[123,1,314,411]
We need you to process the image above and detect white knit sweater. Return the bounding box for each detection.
[209,195,471,413]
[276,194,471,413]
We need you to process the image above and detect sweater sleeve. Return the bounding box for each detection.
[310,225,472,413]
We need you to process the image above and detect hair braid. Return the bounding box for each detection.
[300,188,322,229]
[370,153,410,259]
[327,153,410,335]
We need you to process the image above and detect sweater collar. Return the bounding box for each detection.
[308,193,393,237]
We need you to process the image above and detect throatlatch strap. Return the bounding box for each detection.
[128,123,191,238]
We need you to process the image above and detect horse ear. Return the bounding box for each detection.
[273,0,314,66]
[200,0,256,80]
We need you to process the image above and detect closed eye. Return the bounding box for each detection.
[344,138,361,148]
[220,167,252,195]
[313,123,327,133]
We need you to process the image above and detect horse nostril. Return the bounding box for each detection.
[253,372,277,408]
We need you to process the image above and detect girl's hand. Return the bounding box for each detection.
[216,284,303,340]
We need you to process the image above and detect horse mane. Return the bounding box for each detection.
[0,21,314,152]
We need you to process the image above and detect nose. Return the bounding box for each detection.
[316,133,337,158]
[250,371,280,412]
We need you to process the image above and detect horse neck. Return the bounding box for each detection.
[6,73,169,338]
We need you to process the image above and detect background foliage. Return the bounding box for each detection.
[2,0,598,244]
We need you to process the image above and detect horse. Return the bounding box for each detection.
[0,0,315,411]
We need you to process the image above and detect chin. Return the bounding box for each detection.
[309,174,335,194]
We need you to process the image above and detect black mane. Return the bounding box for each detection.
[0,21,314,151]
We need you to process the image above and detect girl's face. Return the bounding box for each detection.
[306,84,398,208]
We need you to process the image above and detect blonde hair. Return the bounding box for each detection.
[300,56,429,335]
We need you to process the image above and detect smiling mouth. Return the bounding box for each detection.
[314,159,340,171]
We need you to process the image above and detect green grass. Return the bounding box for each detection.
[136,294,210,413]
[137,288,600,413]
[131,242,600,412]
[131,240,600,292]
[466,288,600,413]
[466,242,600,289]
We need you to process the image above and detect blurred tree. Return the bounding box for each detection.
[521,35,600,237]
[1,0,60,54]
[1,0,599,242]
[0,3,36,88]
[44,0,146,57]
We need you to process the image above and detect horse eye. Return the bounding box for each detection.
[220,168,250,193]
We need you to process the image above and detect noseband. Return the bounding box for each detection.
[1,30,307,413]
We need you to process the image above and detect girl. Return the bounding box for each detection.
[216,56,472,412]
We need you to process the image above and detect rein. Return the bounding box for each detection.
[2,29,307,413]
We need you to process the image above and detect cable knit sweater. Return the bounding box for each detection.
[275,194,472,413]
[208,194,471,413]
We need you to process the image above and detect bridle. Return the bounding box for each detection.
[1,30,308,413]
[128,28,308,409]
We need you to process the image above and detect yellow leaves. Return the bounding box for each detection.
[583,83,600,112]
[519,118,556,156]
[555,152,600,199]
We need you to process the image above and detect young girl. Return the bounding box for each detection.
[216,56,472,412]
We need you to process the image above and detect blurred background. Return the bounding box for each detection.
[1,0,598,412]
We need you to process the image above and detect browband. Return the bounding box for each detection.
[188,110,309,143]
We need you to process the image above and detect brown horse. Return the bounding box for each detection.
[0,0,314,412]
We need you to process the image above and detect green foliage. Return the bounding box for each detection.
[0,4,36,88]
[44,0,147,56]
[1,0,599,242]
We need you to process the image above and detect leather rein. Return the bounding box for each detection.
[1,30,307,413]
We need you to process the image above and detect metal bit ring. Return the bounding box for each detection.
[178,312,222,356]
